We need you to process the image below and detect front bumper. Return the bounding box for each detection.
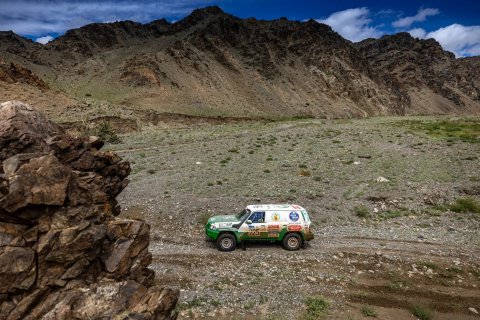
[205,227,220,240]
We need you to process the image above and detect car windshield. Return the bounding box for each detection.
[235,209,250,220]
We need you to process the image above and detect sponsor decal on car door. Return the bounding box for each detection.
[241,212,268,239]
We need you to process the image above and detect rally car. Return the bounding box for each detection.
[205,204,314,251]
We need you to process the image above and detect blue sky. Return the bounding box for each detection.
[0,0,479,57]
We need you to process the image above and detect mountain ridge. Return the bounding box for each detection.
[0,6,478,121]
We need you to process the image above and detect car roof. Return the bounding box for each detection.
[246,204,305,211]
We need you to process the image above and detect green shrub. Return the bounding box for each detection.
[361,305,378,317]
[220,157,231,164]
[411,305,433,320]
[449,197,480,213]
[354,206,369,218]
[301,296,330,320]
[94,120,120,144]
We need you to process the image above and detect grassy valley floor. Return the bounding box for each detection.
[106,116,480,320]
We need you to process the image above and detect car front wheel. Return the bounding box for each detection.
[216,233,236,251]
[283,233,302,251]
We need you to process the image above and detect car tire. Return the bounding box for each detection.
[282,233,302,251]
[216,233,236,251]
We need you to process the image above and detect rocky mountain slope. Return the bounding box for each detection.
[0,6,479,120]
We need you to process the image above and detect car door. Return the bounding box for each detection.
[241,211,268,240]
[265,211,282,240]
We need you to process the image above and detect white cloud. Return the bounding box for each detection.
[0,0,216,37]
[393,8,439,28]
[316,7,382,42]
[408,24,480,57]
[35,35,54,44]
[408,28,427,39]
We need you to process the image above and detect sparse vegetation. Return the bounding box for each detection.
[411,304,433,320]
[361,305,377,317]
[220,157,231,164]
[449,197,480,213]
[89,120,121,143]
[377,210,404,220]
[299,169,311,177]
[243,300,255,310]
[418,262,439,270]
[301,296,330,320]
[403,119,480,143]
[389,279,408,289]
[354,206,370,218]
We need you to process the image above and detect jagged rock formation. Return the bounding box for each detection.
[0,101,178,319]
[0,6,479,119]
[0,62,49,89]
[356,33,480,114]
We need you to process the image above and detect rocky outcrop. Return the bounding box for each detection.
[0,62,49,90]
[356,33,480,112]
[0,101,178,319]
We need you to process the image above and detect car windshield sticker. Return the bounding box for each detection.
[289,211,299,222]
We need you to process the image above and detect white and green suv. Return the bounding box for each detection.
[205,204,314,251]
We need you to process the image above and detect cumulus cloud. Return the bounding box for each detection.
[316,7,382,42]
[393,8,440,28]
[0,0,217,37]
[35,35,54,44]
[408,28,427,39]
[408,24,480,57]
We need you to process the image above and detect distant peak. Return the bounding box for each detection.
[174,5,231,29]
[191,5,225,16]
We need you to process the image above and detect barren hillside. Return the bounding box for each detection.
[0,6,479,120]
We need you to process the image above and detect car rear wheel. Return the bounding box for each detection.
[283,233,302,251]
[216,233,236,251]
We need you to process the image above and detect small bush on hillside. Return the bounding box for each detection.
[411,305,433,320]
[449,197,480,213]
[361,305,378,317]
[95,120,120,144]
[299,169,311,177]
[301,296,330,320]
[354,206,369,218]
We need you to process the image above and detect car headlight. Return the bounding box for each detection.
[210,225,216,230]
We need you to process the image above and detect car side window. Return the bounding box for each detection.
[249,212,265,223]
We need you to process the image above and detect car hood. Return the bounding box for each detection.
[208,215,240,224]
